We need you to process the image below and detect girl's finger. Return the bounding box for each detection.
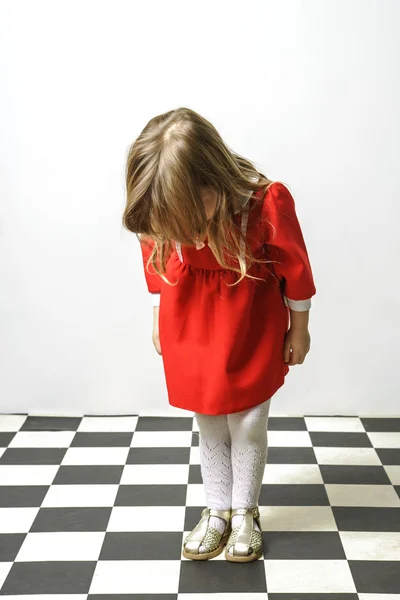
[289,349,300,365]
[283,341,291,363]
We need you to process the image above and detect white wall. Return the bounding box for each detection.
[1,0,399,416]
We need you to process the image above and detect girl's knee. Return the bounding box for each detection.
[228,402,270,441]
[195,412,229,436]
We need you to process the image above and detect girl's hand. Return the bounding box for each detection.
[152,306,162,355]
[284,310,311,365]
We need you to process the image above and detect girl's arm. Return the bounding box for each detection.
[139,236,162,355]
[152,306,162,355]
[262,182,316,365]
[284,309,310,365]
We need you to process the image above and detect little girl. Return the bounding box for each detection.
[123,107,316,562]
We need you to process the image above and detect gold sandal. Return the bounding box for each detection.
[182,507,231,560]
[225,506,263,562]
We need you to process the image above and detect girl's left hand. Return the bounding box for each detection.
[283,326,311,365]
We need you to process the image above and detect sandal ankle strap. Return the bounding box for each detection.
[231,506,260,519]
[209,508,231,523]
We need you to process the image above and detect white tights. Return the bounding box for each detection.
[194,398,271,552]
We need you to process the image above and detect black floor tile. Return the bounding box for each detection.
[268,595,358,600]
[0,533,26,561]
[267,447,317,464]
[53,465,124,485]
[309,432,372,447]
[100,532,183,560]
[0,447,67,465]
[376,448,400,465]
[30,507,112,532]
[0,486,49,507]
[188,464,202,484]
[349,560,400,593]
[259,484,330,506]
[89,594,177,600]
[0,561,97,594]
[184,506,235,531]
[115,484,187,506]
[0,432,16,447]
[191,432,199,446]
[136,416,193,431]
[127,447,190,464]
[268,417,307,431]
[264,531,346,559]
[320,465,391,484]
[70,432,133,447]
[184,506,206,530]
[179,560,267,593]
[361,417,400,432]
[333,506,400,531]
[21,416,82,431]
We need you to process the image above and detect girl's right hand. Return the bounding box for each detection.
[152,306,162,355]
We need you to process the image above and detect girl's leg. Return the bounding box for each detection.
[194,412,233,552]
[227,398,271,543]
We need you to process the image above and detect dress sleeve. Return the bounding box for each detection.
[139,236,162,305]
[261,182,316,310]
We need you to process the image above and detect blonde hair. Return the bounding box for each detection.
[123,107,275,284]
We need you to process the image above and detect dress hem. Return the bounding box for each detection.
[167,373,287,416]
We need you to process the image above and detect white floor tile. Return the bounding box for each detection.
[0,414,27,431]
[0,465,58,486]
[189,446,200,464]
[107,506,185,532]
[0,447,5,459]
[340,531,400,560]
[368,432,400,448]
[131,431,193,447]
[263,464,323,484]
[384,465,400,485]
[78,416,138,432]
[326,484,400,507]
[265,559,356,593]
[16,531,106,561]
[358,595,400,600]
[120,464,189,485]
[9,431,75,448]
[0,507,39,533]
[268,430,312,447]
[41,484,118,507]
[260,505,337,531]
[91,560,180,594]
[185,483,207,507]
[0,563,13,590]
[305,417,365,432]
[0,596,87,600]
[314,446,381,465]
[61,446,129,466]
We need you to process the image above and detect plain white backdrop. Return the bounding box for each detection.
[0,0,399,416]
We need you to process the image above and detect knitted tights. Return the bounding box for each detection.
[194,398,271,552]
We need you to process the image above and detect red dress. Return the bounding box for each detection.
[139,182,316,415]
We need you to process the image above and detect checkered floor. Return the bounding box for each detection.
[0,414,399,598]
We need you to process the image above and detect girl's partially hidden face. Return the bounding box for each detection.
[199,186,218,220]
[193,186,218,249]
